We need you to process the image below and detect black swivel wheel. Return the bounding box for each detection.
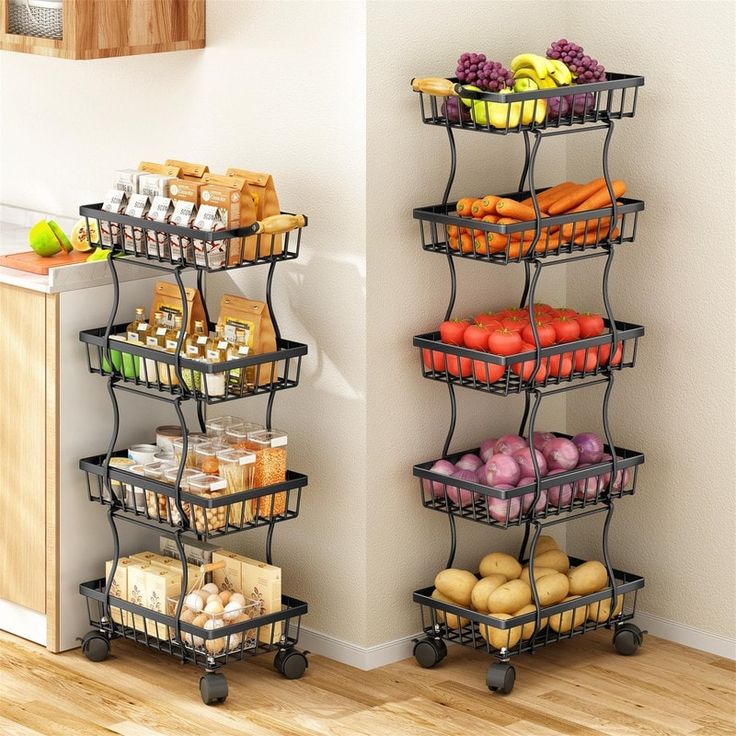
[80,631,110,662]
[199,671,228,705]
[486,662,515,694]
[274,648,308,679]
[613,623,644,656]
[413,637,447,668]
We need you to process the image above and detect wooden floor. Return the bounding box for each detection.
[1,629,734,736]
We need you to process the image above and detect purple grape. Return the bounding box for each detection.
[441,96,470,123]
[546,38,607,83]
[547,91,595,120]
[476,59,513,92]
[456,52,487,84]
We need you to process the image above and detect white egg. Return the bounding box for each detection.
[218,590,232,605]
[206,593,221,605]
[222,600,242,622]
[204,618,224,630]
[201,582,219,596]
[204,599,224,615]
[204,618,225,654]
[191,613,208,648]
[184,592,204,612]
[229,593,246,607]
[227,631,242,651]
[179,608,195,624]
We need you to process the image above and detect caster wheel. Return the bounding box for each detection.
[80,631,110,662]
[199,672,228,705]
[486,663,515,694]
[413,637,447,668]
[274,649,308,680]
[613,623,644,656]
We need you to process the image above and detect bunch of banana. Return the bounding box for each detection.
[511,53,572,88]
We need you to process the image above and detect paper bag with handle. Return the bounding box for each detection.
[226,168,283,260]
[165,159,210,181]
[217,294,277,388]
[150,281,207,332]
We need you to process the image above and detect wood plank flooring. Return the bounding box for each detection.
[0,629,733,735]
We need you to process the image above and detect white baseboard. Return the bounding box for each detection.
[635,610,736,660]
[0,599,47,647]
[295,612,736,670]
[295,626,422,671]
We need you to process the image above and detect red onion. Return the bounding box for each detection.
[512,447,548,477]
[547,469,574,508]
[483,453,521,487]
[574,464,599,500]
[456,453,484,473]
[572,432,604,464]
[479,437,498,463]
[424,459,455,498]
[516,476,548,513]
[446,469,477,507]
[543,437,579,471]
[531,431,556,451]
[597,453,631,492]
[488,493,521,523]
[494,434,528,455]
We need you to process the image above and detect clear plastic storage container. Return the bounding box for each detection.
[245,429,288,517]
[224,422,266,449]
[172,433,208,468]
[217,448,256,524]
[187,474,229,532]
[204,415,245,439]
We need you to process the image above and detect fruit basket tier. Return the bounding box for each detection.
[80,203,307,272]
[415,190,644,265]
[412,73,644,134]
[416,319,643,396]
[81,451,307,539]
[414,557,644,656]
[414,435,644,529]
[80,324,307,403]
[80,577,307,666]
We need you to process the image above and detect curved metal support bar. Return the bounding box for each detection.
[525,130,544,261]
[601,120,620,252]
[266,520,276,566]
[266,390,276,431]
[525,521,544,652]
[266,261,282,342]
[103,506,121,624]
[441,381,457,459]
[172,267,189,389]
[196,270,211,327]
[442,126,458,321]
[518,521,531,564]
[102,247,121,372]
[519,262,531,309]
[172,399,191,528]
[102,379,121,502]
[601,496,619,626]
[517,391,531,438]
[600,121,620,356]
[445,510,457,569]
[525,261,544,380]
[518,131,531,192]
[602,246,619,365]
[525,390,544,516]
[172,530,189,661]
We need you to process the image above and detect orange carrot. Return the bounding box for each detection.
[448,234,459,251]
[481,195,501,214]
[447,224,459,237]
[497,217,521,225]
[572,181,627,212]
[470,199,486,217]
[482,214,499,224]
[456,197,475,216]
[459,233,474,253]
[521,181,577,208]
[495,198,550,221]
[547,177,606,215]
[485,232,510,253]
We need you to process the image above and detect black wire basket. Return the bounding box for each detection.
[412,73,644,135]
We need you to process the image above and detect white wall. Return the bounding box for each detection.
[0,0,368,644]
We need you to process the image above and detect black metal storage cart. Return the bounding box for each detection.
[75,206,311,704]
[408,72,647,693]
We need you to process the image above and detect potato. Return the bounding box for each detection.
[471,574,506,612]
[479,552,522,580]
[548,595,586,633]
[534,549,570,573]
[520,566,558,585]
[487,579,532,614]
[535,572,570,606]
[568,560,608,596]
[478,613,522,650]
[534,535,559,555]
[431,589,469,629]
[514,603,548,640]
[587,594,624,623]
[434,568,477,607]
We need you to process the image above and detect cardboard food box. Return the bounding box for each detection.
[150,281,207,333]
[145,196,175,258]
[159,536,215,567]
[192,204,228,268]
[99,189,128,247]
[122,193,151,254]
[113,168,143,195]
[169,200,197,262]
[235,554,282,644]
[126,562,152,633]
[144,566,183,640]
[211,550,242,593]
[165,159,209,181]
[105,557,134,627]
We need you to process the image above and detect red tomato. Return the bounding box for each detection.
[573,348,599,373]
[532,303,554,314]
[547,353,573,378]
[576,312,605,338]
[598,341,623,367]
[511,359,547,383]
[474,312,502,329]
[521,321,556,347]
[473,360,505,384]
[488,328,523,356]
[502,315,529,333]
[504,308,531,319]
[554,307,579,319]
[551,316,581,343]
[447,355,472,377]
[439,319,469,345]
[464,323,492,351]
[422,349,447,373]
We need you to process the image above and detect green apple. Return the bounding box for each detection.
[28,221,62,257]
[514,77,539,93]
[47,221,72,253]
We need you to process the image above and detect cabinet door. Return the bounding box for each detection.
[0,284,48,613]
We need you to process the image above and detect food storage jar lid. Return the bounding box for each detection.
[216,448,256,465]
[194,441,223,458]
[156,425,182,438]
[246,429,288,448]
[163,466,202,488]
[108,457,135,469]
[142,460,178,478]
[129,443,158,453]
[224,422,265,440]
[172,434,208,451]
[188,473,228,493]
[204,415,246,434]
[129,464,146,475]
[154,450,176,462]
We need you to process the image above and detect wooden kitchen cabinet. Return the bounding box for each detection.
[0,0,204,60]
[0,284,58,642]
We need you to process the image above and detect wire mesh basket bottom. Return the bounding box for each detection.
[9,1,63,39]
